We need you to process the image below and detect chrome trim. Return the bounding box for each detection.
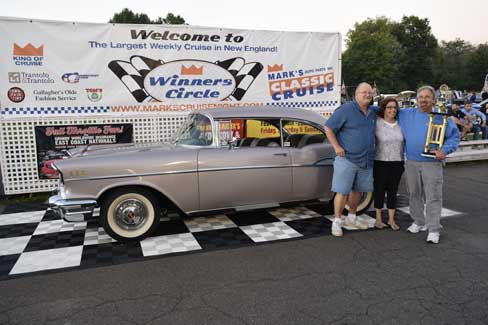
[49,194,97,222]
[198,165,290,172]
[65,162,332,182]
[65,169,198,182]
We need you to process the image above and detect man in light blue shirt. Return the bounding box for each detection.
[462,101,487,140]
[399,86,460,244]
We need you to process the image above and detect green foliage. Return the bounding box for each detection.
[342,17,401,93]
[391,16,438,90]
[158,13,186,25]
[109,8,186,25]
[0,192,50,205]
[465,44,488,91]
[433,39,474,90]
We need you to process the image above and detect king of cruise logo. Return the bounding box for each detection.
[144,60,235,101]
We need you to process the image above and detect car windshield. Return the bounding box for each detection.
[172,114,213,146]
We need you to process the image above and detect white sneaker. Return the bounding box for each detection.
[427,232,440,244]
[331,219,343,237]
[344,216,368,230]
[407,223,427,233]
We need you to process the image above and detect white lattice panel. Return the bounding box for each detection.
[0,109,333,195]
[0,113,188,195]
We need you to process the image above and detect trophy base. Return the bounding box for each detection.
[421,152,436,158]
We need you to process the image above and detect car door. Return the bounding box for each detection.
[197,118,292,211]
[282,119,335,201]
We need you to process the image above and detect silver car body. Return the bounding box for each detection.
[49,107,335,223]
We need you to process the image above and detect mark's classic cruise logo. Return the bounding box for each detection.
[108,55,263,103]
[266,63,334,101]
[13,43,44,66]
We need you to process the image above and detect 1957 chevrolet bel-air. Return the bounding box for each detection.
[49,107,373,241]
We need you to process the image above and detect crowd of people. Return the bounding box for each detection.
[448,99,487,141]
[325,83,460,244]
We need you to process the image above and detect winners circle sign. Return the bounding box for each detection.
[144,60,236,101]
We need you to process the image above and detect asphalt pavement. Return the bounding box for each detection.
[0,161,487,324]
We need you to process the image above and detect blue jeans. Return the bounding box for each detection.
[472,125,487,140]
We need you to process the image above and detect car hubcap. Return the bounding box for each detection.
[114,199,149,230]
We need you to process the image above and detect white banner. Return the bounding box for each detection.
[0,17,341,116]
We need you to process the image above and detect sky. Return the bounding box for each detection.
[1,0,486,47]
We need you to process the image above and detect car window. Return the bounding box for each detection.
[217,118,282,148]
[282,120,327,148]
[173,114,213,146]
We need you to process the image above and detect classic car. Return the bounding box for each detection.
[49,107,373,242]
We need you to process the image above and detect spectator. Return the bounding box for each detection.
[373,98,404,231]
[324,82,376,237]
[462,101,487,140]
[479,92,488,116]
[470,92,477,103]
[448,103,471,140]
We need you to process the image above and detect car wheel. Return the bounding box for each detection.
[345,192,373,215]
[101,188,160,242]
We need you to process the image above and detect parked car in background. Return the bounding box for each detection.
[49,107,374,242]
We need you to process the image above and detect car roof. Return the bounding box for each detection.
[195,107,327,126]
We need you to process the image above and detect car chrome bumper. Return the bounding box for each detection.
[48,194,97,222]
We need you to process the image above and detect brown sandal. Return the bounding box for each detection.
[375,222,387,229]
[388,222,400,231]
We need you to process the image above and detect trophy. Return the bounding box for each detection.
[421,112,450,158]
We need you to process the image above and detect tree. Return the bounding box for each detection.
[342,17,402,93]
[109,8,186,25]
[391,16,438,90]
[433,39,474,90]
[155,13,186,25]
[466,43,488,91]
[109,8,152,24]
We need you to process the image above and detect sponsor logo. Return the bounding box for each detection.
[86,88,103,102]
[267,64,283,72]
[13,43,44,66]
[9,72,54,84]
[267,64,334,101]
[109,56,263,102]
[61,72,99,84]
[8,72,21,83]
[33,89,77,102]
[144,60,236,101]
[8,87,25,103]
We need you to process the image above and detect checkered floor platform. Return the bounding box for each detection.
[0,199,463,280]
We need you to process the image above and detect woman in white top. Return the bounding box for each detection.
[374,98,405,230]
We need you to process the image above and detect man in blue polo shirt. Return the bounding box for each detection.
[325,82,376,237]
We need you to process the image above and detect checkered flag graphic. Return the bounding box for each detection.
[216,58,264,101]
[109,56,263,102]
[108,55,164,103]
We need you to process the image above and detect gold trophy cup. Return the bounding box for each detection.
[421,112,449,158]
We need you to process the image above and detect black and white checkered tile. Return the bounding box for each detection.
[0,200,463,280]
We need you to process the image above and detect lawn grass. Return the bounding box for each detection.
[0,192,51,205]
